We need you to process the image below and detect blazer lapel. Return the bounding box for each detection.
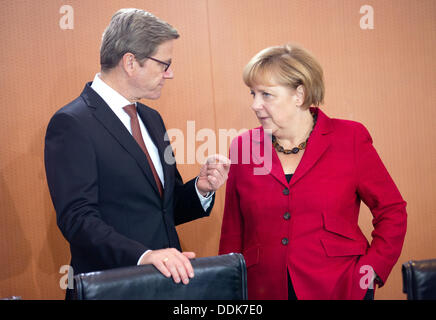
[251,127,288,187]
[81,83,161,197]
[290,107,332,187]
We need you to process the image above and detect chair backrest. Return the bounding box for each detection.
[402,258,436,300]
[72,253,247,300]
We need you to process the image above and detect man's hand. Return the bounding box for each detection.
[196,154,231,196]
[139,248,196,285]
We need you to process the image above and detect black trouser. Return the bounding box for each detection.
[287,271,374,300]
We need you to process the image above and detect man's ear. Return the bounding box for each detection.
[121,52,136,76]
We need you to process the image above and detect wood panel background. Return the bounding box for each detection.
[0,0,434,300]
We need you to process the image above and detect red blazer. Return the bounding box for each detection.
[219,108,407,300]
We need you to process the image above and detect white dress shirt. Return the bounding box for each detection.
[90,74,213,263]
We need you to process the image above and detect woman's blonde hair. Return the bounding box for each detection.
[243,43,325,108]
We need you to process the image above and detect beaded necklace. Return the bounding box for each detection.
[272,111,317,155]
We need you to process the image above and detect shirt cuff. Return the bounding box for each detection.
[137,250,152,265]
[194,176,214,211]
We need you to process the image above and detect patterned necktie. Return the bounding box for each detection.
[123,104,163,197]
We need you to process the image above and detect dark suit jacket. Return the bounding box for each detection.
[45,82,214,275]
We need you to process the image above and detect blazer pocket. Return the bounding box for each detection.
[322,211,360,240]
[320,237,367,257]
[242,246,260,268]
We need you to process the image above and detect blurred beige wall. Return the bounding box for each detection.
[0,0,434,299]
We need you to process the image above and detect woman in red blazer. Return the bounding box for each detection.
[219,44,407,300]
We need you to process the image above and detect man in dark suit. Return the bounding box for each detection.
[44,8,230,289]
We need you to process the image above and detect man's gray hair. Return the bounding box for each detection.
[100,8,179,71]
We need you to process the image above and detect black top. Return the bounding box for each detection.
[285,173,297,299]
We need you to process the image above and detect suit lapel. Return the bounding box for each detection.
[289,108,332,186]
[81,83,162,198]
[137,104,172,199]
[251,127,288,187]
[269,147,289,187]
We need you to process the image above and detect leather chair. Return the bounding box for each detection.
[402,258,436,300]
[72,253,247,300]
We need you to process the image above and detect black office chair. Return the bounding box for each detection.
[402,258,436,300]
[72,253,247,300]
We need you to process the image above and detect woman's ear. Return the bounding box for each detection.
[295,85,305,106]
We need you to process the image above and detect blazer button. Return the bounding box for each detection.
[283,212,291,220]
[281,237,289,245]
[283,188,289,195]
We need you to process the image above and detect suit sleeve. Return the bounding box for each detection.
[150,110,214,226]
[354,123,407,285]
[173,171,215,225]
[44,111,146,271]
[219,137,244,254]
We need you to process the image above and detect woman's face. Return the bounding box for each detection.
[249,81,300,135]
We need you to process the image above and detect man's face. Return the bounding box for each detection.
[129,40,174,100]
